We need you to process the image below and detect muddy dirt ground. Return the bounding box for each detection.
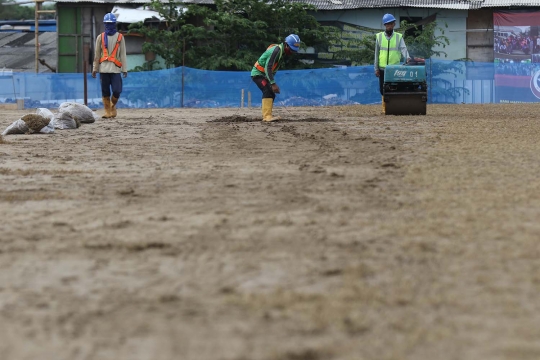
[1,104,540,360]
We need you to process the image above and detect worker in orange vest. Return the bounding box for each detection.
[92,13,127,119]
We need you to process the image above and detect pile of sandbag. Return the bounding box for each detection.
[2,102,99,135]
[2,108,55,135]
[56,102,99,128]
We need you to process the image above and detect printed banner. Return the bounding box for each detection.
[494,10,540,103]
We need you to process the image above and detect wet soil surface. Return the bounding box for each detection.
[1,104,540,360]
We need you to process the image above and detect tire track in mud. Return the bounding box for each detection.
[195,113,414,282]
[201,114,408,208]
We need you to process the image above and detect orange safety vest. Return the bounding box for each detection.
[99,33,123,67]
[254,44,282,74]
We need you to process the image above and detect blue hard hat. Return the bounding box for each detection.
[104,13,117,23]
[285,34,301,52]
[382,13,396,25]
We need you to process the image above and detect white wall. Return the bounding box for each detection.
[312,8,468,61]
[435,10,467,60]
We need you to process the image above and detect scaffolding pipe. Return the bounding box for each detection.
[34,0,56,73]
[35,0,40,73]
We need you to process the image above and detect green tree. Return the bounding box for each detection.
[0,0,34,20]
[0,0,55,20]
[129,0,341,70]
[401,20,450,59]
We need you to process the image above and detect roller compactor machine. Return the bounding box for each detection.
[383,59,427,115]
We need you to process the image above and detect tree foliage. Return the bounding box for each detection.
[0,1,55,20]
[129,0,340,70]
[400,20,450,59]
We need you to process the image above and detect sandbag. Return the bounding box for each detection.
[54,110,81,130]
[21,114,51,134]
[2,119,28,136]
[1,109,55,135]
[35,108,55,134]
[58,102,97,124]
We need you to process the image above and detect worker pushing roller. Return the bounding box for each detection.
[92,13,128,119]
[251,34,301,122]
[374,14,427,115]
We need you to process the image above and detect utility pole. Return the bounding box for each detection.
[35,0,56,73]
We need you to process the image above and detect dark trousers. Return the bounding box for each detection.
[100,73,123,98]
[252,76,275,100]
[378,69,385,96]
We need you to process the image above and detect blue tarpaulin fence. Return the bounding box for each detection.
[0,60,537,109]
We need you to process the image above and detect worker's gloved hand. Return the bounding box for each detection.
[123,72,128,78]
[375,69,380,77]
[92,71,97,78]
[271,83,280,94]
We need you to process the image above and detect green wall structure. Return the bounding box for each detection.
[57,5,97,73]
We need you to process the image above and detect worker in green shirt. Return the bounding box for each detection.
[251,34,301,122]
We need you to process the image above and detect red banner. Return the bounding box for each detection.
[494,11,540,27]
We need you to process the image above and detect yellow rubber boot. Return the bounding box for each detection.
[102,96,112,118]
[262,98,281,122]
[382,95,386,115]
[110,96,119,118]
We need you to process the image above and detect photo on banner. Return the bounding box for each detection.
[494,10,540,102]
